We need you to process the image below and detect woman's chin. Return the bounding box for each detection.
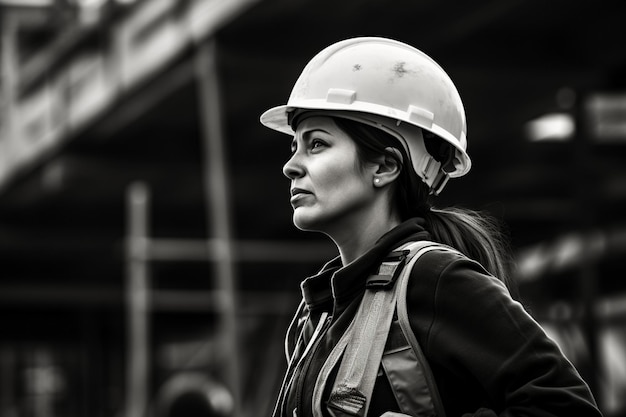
[292,210,323,232]
[292,216,314,232]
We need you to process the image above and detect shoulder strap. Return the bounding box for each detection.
[321,241,446,417]
[389,240,455,417]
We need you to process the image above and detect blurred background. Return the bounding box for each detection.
[0,0,625,416]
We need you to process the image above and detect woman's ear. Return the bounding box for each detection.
[373,147,403,187]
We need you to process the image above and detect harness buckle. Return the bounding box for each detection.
[365,250,410,289]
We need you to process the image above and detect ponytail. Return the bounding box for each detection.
[423,207,519,300]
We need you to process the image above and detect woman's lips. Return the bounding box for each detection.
[290,188,312,204]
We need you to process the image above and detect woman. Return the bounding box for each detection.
[260,37,601,417]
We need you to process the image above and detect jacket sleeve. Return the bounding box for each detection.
[406,249,603,417]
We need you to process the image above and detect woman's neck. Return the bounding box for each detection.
[331,213,401,266]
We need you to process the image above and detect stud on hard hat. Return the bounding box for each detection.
[260,37,471,194]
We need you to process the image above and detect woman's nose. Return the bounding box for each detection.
[282,153,304,179]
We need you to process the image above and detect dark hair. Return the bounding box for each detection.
[333,117,519,299]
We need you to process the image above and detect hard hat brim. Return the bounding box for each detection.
[260,105,294,136]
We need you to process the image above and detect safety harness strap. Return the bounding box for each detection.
[326,285,399,417]
[311,241,455,417]
[312,249,409,417]
[388,241,453,417]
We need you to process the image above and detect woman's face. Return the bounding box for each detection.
[282,116,377,233]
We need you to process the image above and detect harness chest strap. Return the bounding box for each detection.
[314,241,451,417]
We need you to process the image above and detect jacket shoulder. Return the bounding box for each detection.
[402,241,474,278]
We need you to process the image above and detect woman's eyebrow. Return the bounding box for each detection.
[292,128,332,151]
[301,128,330,140]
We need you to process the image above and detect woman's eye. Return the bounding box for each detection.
[311,139,326,150]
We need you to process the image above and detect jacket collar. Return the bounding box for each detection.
[300,218,431,313]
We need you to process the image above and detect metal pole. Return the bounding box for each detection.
[194,39,241,415]
[125,181,151,417]
[1,9,18,152]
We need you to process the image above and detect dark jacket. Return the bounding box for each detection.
[276,218,602,417]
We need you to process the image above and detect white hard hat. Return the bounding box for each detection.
[260,36,471,194]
